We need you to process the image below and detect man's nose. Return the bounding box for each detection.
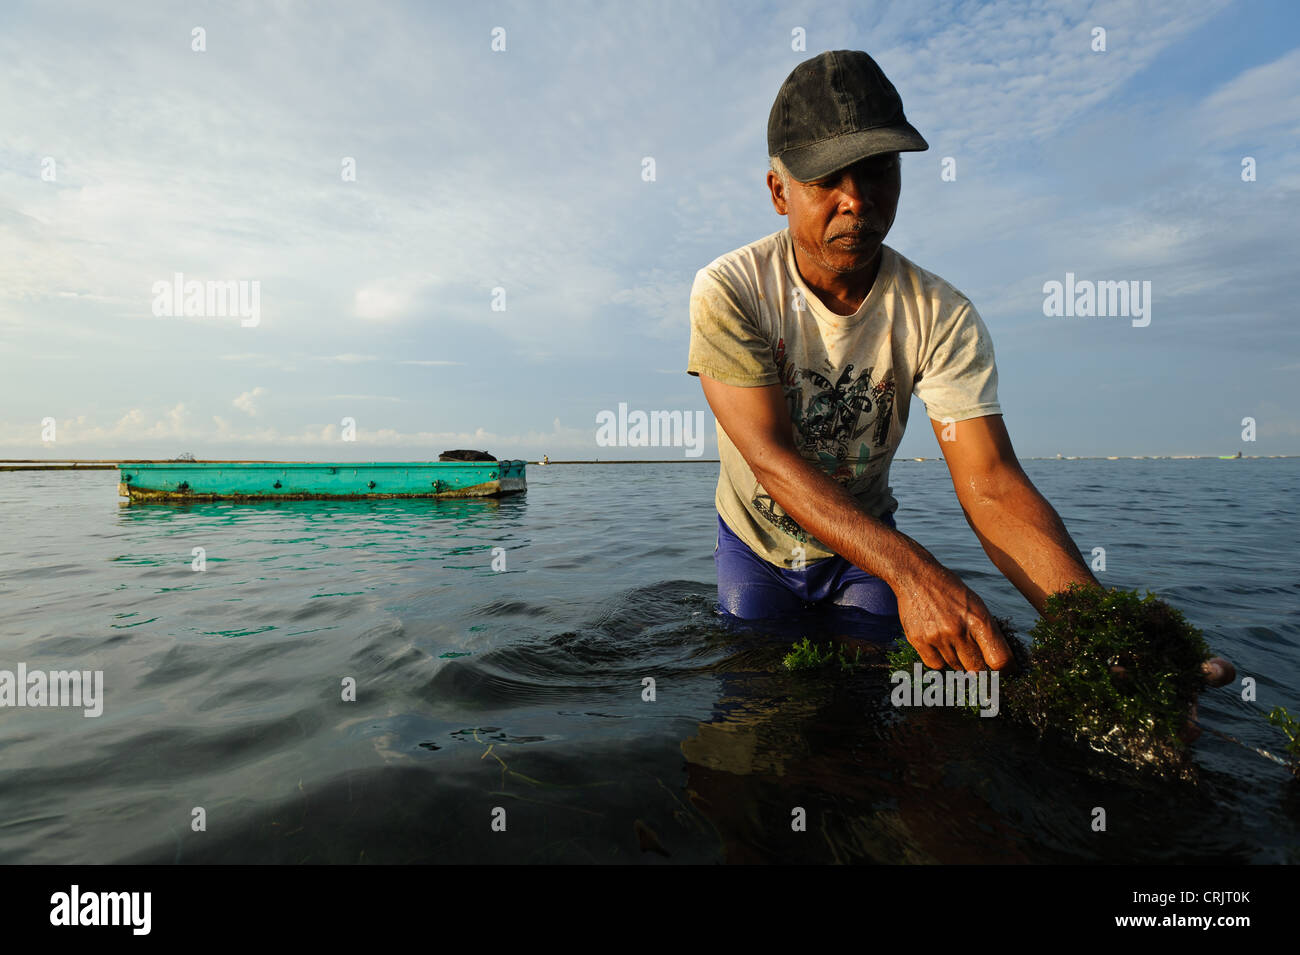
[835,175,873,212]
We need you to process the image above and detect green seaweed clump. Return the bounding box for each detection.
[884,584,1215,778]
[783,637,865,673]
[1003,583,1210,776]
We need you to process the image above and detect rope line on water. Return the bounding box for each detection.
[1191,720,1291,767]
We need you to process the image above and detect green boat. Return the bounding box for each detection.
[117,460,527,503]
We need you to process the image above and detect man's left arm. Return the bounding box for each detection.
[929,414,1099,616]
[931,414,1235,688]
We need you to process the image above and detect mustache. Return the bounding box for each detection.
[830,224,885,239]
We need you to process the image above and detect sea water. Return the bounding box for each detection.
[0,459,1295,863]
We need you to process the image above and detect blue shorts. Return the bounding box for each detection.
[714,512,901,620]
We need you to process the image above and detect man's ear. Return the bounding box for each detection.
[767,171,789,216]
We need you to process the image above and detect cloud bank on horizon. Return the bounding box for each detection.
[1,0,1297,460]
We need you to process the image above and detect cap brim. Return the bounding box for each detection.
[781,123,928,182]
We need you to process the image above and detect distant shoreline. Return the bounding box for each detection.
[0,455,1293,471]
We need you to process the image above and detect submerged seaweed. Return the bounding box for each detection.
[1267,707,1300,778]
[783,636,866,673]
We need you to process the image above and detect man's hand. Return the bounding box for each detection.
[1186,658,1237,746]
[895,559,1015,671]
[1201,657,1235,687]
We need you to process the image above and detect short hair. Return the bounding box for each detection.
[769,154,792,188]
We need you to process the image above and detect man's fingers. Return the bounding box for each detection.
[912,638,945,671]
[1180,701,1202,744]
[1202,657,1235,687]
[955,636,984,672]
[935,639,961,670]
[969,615,1013,671]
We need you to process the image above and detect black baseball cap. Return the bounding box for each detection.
[768,50,928,182]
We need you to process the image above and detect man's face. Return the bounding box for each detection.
[768,152,901,277]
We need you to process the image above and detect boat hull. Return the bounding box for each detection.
[118,461,527,502]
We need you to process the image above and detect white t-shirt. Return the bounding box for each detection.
[687,227,1002,568]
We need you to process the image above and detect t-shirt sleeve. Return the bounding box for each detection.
[686,267,779,386]
[912,300,1002,421]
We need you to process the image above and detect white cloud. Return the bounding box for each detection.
[1200,46,1300,145]
[233,387,268,417]
[0,407,604,457]
[867,0,1234,158]
[610,269,692,338]
[354,275,439,322]
[219,353,298,371]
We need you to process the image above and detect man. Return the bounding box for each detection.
[687,50,1233,688]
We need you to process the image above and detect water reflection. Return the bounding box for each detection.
[116,495,526,524]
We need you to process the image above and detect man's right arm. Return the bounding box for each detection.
[697,373,1013,671]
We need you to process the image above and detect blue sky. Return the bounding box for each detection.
[2,0,1297,460]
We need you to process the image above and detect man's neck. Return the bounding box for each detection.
[790,235,883,317]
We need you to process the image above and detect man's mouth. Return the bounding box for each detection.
[832,230,880,246]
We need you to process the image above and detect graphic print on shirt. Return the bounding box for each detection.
[756,338,897,541]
